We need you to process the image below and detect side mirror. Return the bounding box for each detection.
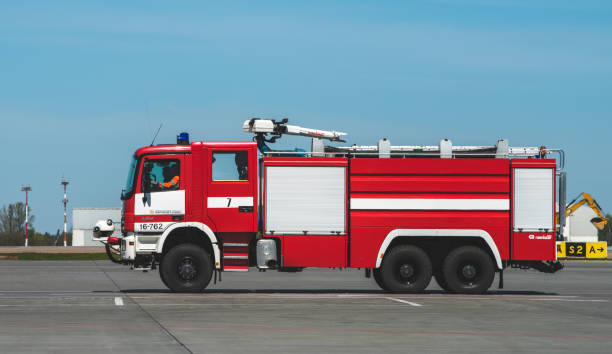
[142,172,150,203]
[141,158,152,193]
[142,173,151,193]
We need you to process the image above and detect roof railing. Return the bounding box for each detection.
[262,137,565,170]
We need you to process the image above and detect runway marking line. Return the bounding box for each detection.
[385,297,423,307]
[114,297,124,306]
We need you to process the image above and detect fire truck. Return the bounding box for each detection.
[94,119,566,294]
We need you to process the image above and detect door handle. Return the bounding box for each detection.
[238,206,253,213]
[172,215,184,221]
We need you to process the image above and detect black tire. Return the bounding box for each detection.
[372,268,388,291]
[161,243,213,293]
[434,272,451,292]
[379,245,432,293]
[158,260,170,289]
[442,246,495,294]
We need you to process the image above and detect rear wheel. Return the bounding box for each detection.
[379,245,432,293]
[442,246,495,294]
[434,272,451,292]
[372,268,388,291]
[161,244,213,293]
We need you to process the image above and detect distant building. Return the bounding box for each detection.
[72,208,121,246]
[563,205,599,243]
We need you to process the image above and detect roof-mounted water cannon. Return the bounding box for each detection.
[243,118,347,153]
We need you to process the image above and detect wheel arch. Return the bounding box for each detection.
[375,229,503,270]
[157,222,220,269]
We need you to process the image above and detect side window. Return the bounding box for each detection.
[142,159,180,192]
[212,151,248,181]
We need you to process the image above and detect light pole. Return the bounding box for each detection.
[61,178,69,247]
[21,186,31,247]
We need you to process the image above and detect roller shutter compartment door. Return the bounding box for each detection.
[513,168,554,231]
[265,166,346,235]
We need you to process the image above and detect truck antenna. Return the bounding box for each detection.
[150,123,163,146]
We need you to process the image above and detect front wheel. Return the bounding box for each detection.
[442,246,495,294]
[161,244,213,293]
[158,259,170,289]
[379,245,432,293]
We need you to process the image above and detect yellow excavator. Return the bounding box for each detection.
[558,192,609,231]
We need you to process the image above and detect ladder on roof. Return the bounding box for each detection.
[320,138,543,159]
[242,118,563,165]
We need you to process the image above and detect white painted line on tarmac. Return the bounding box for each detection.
[135,303,418,307]
[385,297,423,307]
[114,297,124,306]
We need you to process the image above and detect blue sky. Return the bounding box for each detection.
[1,0,611,233]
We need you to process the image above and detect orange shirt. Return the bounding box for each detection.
[158,175,179,189]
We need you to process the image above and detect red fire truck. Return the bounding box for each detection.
[94,119,566,294]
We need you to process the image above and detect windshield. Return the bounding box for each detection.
[121,156,139,200]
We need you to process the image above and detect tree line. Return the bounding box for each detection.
[0,202,72,246]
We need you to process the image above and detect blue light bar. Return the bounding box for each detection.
[177,132,189,145]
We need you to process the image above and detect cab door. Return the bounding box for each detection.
[134,155,188,234]
[206,146,257,232]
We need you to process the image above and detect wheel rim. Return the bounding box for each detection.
[462,265,476,279]
[457,262,480,286]
[177,256,198,282]
[396,262,418,284]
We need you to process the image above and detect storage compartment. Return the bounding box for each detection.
[512,166,556,261]
[512,232,556,261]
[282,235,346,267]
[265,166,346,235]
[513,168,554,231]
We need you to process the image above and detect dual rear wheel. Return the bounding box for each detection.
[376,245,495,294]
[440,246,496,294]
[377,245,433,293]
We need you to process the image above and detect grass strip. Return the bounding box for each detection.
[0,253,108,261]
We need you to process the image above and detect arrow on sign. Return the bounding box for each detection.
[588,246,606,254]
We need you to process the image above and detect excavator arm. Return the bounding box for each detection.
[561,192,609,231]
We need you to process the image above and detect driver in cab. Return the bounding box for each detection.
[151,165,179,191]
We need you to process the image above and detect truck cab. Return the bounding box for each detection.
[109,138,258,281]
